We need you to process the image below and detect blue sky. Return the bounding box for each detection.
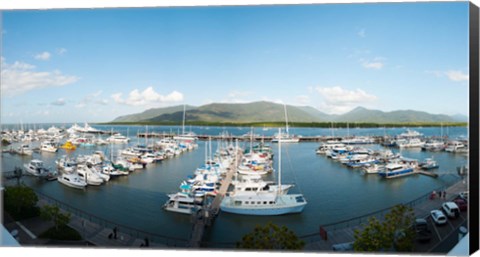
[1,2,470,123]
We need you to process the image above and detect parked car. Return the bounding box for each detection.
[430,210,447,225]
[442,202,460,218]
[453,198,468,211]
[414,218,432,243]
[332,242,354,251]
[459,191,468,201]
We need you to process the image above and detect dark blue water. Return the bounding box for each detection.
[1,125,468,245]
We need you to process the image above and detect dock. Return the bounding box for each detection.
[188,149,242,247]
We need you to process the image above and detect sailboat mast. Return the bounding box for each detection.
[278,128,282,193]
[182,104,186,135]
[284,104,289,135]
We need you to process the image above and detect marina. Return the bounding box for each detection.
[0,124,468,248]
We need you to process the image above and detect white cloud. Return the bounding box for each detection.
[295,95,310,105]
[358,28,366,38]
[361,57,385,69]
[111,87,183,106]
[445,70,468,82]
[51,98,66,106]
[34,51,51,61]
[57,48,67,55]
[1,57,79,96]
[426,70,469,82]
[75,90,110,108]
[315,86,377,114]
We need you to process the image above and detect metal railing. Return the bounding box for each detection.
[34,190,189,247]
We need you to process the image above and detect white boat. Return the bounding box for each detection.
[163,192,202,215]
[271,104,300,143]
[76,164,104,185]
[341,136,375,145]
[57,173,87,189]
[221,129,307,215]
[395,138,425,148]
[17,144,33,156]
[24,160,51,177]
[378,163,415,179]
[316,141,345,154]
[40,141,58,152]
[106,133,130,143]
[362,164,384,174]
[445,141,466,152]
[398,129,423,138]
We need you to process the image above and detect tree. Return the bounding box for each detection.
[353,204,415,252]
[237,222,305,250]
[40,204,71,231]
[4,185,39,219]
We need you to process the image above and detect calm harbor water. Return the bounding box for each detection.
[1,125,469,245]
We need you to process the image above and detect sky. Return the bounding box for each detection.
[0,1,471,124]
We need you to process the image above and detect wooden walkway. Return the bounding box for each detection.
[304,179,467,250]
[188,149,242,247]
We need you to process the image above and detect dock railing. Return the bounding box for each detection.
[34,190,189,247]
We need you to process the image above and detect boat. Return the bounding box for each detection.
[445,141,466,153]
[106,133,130,144]
[341,136,375,145]
[24,159,52,177]
[173,105,198,141]
[220,128,307,215]
[378,163,415,179]
[60,141,77,150]
[398,129,423,138]
[271,104,300,143]
[419,158,439,170]
[421,140,445,151]
[316,141,345,154]
[57,173,87,189]
[163,192,203,215]
[395,138,425,148]
[362,164,384,174]
[17,144,33,156]
[76,164,104,185]
[40,141,58,153]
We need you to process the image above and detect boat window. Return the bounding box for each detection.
[263,201,267,205]
[245,201,249,204]
[257,201,261,204]
[234,201,242,206]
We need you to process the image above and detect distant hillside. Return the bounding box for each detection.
[333,107,458,123]
[113,105,196,122]
[110,101,461,124]
[146,101,321,123]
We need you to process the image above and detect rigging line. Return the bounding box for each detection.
[283,144,303,194]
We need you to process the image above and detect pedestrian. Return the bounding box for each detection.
[145,237,149,247]
[437,190,441,198]
[443,191,446,199]
[113,227,118,239]
[432,190,436,199]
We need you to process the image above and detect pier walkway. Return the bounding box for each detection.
[188,149,242,247]
[303,179,468,251]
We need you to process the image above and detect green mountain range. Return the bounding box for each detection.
[111,101,467,124]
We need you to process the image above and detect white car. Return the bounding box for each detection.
[459,191,468,201]
[430,210,447,225]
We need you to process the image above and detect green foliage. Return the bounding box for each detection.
[353,205,415,252]
[40,204,71,231]
[39,225,82,241]
[3,185,39,220]
[237,222,305,250]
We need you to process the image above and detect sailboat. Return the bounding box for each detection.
[271,104,300,143]
[173,105,197,141]
[220,129,307,215]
